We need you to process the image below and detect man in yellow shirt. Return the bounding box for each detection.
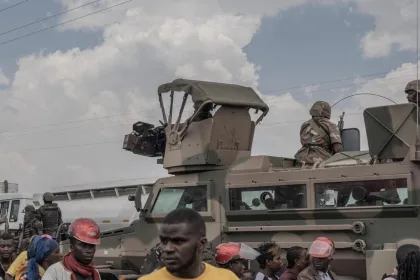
[138,208,238,280]
[5,250,26,280]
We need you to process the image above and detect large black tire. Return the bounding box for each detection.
[140,243,216,275]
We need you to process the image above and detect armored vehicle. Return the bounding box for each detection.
[58,79,420,280]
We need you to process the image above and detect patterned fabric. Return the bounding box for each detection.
[15,263,45,280]
[61,252,101,280]
[16,236,57,280]
[294,117,342,165]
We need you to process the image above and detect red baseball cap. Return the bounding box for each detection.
[308,237,334,258]
[216,243,260,265]
[68,218,101,245]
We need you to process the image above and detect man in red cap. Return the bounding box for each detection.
[297,237,337,280]
[42,218,101,280]
[215,242,260,278]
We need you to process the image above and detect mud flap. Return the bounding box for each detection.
[140,243,216,275]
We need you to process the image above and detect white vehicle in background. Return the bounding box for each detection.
[45,179,153,231]
[0,181,42,234]
[0,179,153,235]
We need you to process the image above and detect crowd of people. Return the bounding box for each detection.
[0,206,418,279]
[141,208,420,280]
[0,216,100,280]
[0,216,95,279]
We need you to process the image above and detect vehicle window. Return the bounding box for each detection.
[0,201,9,218]
[314,178,408,208]
[151,186,207,214]
[10,200,20,222]
[229,185,307,211]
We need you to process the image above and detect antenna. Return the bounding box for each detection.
[417,0,419,133]
[331,93,397,108]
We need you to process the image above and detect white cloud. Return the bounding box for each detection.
[353,0,418,58]
[1,0,418,193]
[0,69,8,86]
[253,93,308,157]
[3,0,328,192]
[304,84,321,98]
[0,152,36,180]
[255,61,420,157]
[330,61,419,150]
[55,0,310,32]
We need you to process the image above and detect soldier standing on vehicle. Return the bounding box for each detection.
[295,101,343,165]
[139,208,239,280]
[279,247,308,280]
[405,80,420,105]
[253,241,283,280]
[0,232,16,278]
[17,205,43,254]
[42,218,101,280]
[297,237,337,280]
[215,242,260,279]
[37,192,63,238]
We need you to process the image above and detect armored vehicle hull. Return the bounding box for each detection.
[78,155,417,280]
[58,79,420,280]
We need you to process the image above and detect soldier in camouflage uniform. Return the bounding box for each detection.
[37,192,63,238]
[295,101,343,165]
[405,80,420,105]
[18,205,43,253]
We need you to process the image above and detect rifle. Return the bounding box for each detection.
[338,112,345,133]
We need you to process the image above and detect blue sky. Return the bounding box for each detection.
[0,0,101,78]
[0,0,417,191]
[245,2,415,99]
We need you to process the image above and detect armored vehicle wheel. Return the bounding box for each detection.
[140,243,216,275]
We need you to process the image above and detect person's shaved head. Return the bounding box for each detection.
[162,208,206,237]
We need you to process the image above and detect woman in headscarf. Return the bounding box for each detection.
[6,235,52,280]
[14,235,60,280]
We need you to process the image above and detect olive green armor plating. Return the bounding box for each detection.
[58,79,420,280]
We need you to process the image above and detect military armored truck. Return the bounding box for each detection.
[58,79,420,280]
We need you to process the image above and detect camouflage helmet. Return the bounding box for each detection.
[309,101,331,118]
[42,192,55,202]
[405,80,420,94]
[24,205,35,212]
